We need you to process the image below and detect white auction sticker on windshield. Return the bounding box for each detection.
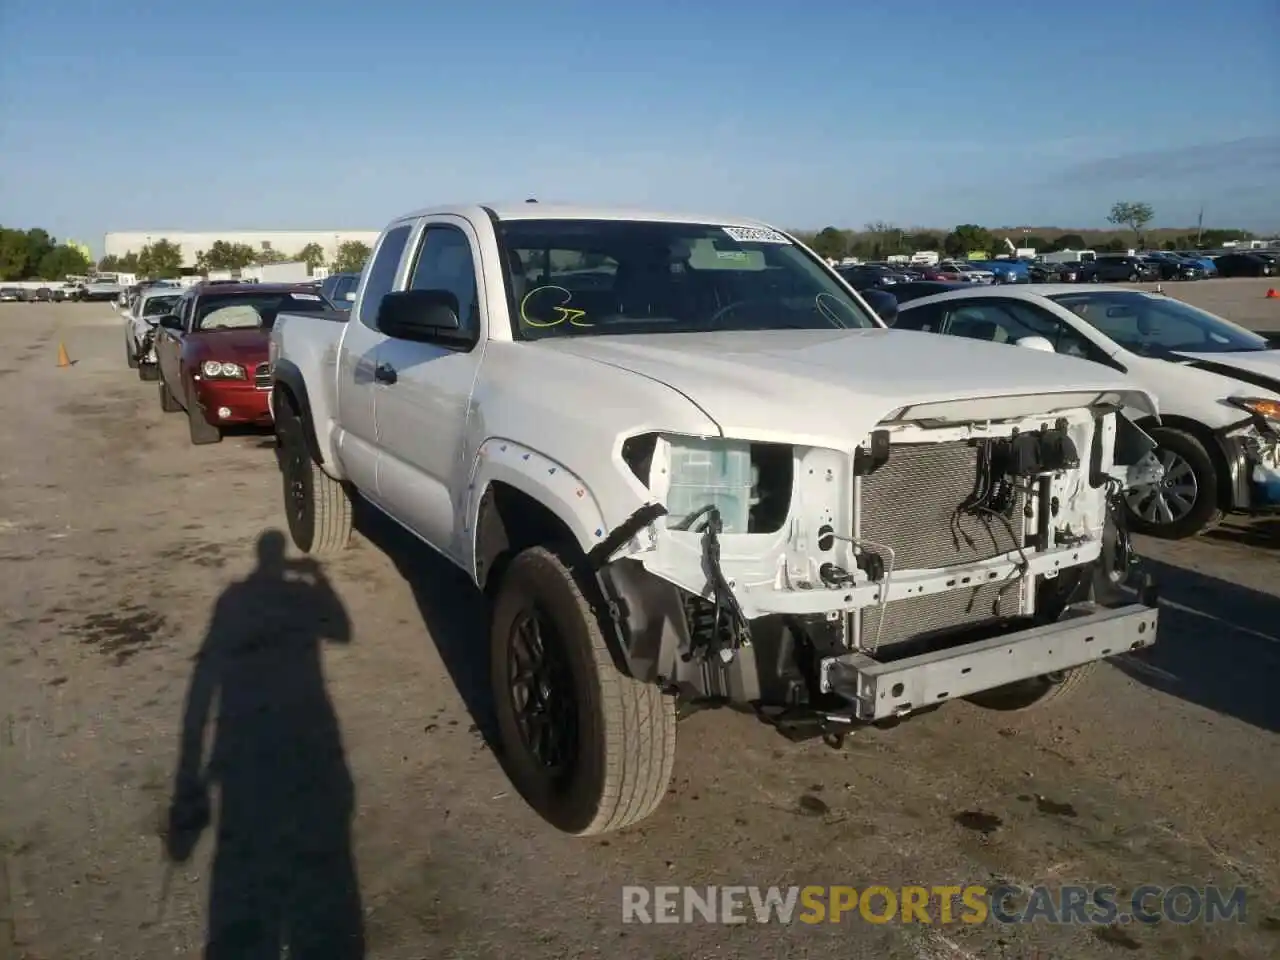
[290,293,323,301]
[721,225,790,244]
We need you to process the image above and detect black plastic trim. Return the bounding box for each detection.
[1183,356,1280,395]
[270,358,323,465]
[587,503,668,569]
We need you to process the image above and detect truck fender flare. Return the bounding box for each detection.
[466,439,617,567]
[270,358,324,465]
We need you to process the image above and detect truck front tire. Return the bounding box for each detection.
[277,401,352,555]
[490,545,676,836]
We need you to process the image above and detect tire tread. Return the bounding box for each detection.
[307,452,353,555]
[279,399,352,556]
[507,547,675,836]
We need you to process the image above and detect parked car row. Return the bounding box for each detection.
[838,249,1274,294]
[118,278,336,444]
[0,284,75,302]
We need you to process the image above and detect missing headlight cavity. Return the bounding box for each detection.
[622,433,659,486]
[633,434,795,535]
[750,443,793,533]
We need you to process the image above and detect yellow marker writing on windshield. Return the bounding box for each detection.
[521,285,592,327]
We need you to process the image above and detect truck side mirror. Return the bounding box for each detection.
[859,288,899,326]
[157,314,183,331]
[377,289,474,347]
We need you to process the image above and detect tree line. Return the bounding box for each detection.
[795,202,1256,262]
[98,238,373,278]
[0,227,94,281]
[0,225,374,282]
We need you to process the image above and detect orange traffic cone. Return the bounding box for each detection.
[56,342,71,367]
[1266,288,1278,299]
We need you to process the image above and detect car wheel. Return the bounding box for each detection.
[1128,271,1139,282]
[277,400,352,555]
[158,377,182,412]
[1123,427,1223,539]
[490,545,676,836]
[138,363,158,382]
[125,336,139,369]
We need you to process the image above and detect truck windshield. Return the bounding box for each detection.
[496,218,878,339]
[193,291,329,330]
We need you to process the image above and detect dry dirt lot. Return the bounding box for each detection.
[1,283,1278,960]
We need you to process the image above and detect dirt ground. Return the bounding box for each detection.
[1,280,1278,960]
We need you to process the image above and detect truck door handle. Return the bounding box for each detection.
[374,362,398,385]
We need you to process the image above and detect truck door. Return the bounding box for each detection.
[334,222,414,500]
[373,217,486,563]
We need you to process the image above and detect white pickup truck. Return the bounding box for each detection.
[268,202,1163,836]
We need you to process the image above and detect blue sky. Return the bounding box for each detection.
[1,0,1277,255]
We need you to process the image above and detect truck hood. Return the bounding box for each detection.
[539,329,1156,447]
[188,327,269,363]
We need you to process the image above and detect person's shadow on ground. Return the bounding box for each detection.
[164,529,364,959]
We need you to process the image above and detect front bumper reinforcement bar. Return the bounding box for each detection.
[821,603,1158,721]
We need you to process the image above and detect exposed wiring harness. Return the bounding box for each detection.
[676,504,752,661]
[950,439,1032,615]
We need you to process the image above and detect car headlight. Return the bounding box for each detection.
[1228,397,1280,423]
[201,360,246,379]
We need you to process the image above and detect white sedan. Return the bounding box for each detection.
[892,284,1280,539]
[123,286,183,381]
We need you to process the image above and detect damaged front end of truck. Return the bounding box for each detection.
[594,389,1163,733]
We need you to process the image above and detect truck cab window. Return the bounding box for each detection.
[359,224,412,330]
[407,226,480,335]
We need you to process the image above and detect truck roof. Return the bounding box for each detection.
[395,201,778,229]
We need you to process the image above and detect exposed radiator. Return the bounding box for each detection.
[860,579,1023,650]
[856,439,1031,649]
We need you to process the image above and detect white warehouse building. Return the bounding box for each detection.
[102,230,381,267]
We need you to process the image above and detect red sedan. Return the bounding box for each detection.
[153,283,332,444]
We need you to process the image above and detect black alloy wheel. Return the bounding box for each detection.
[507,608,579,774]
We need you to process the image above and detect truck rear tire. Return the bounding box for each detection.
[277,401,351,555]
[490,545,676,836]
